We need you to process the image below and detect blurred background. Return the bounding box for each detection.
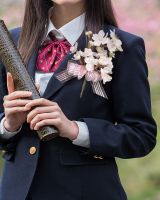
[0,0,160,199]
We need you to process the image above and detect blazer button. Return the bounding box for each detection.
[93,155,104,160]
[29,147,37,155]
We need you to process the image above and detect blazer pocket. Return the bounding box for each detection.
[60,148,113,166]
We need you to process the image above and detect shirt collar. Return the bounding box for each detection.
[46,13,85,46]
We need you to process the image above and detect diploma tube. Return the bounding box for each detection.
[0,20,58,141]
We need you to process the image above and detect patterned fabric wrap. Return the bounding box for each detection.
[56,61,108,99]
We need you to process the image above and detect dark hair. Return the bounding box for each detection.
[18,0,118,64]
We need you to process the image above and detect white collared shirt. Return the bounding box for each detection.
[47,13,85,46]
[0,13,90,148]
[35,13,85,96]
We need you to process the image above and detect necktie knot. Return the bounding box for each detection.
[36,32,71,73]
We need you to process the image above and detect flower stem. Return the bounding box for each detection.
[80,79,87,98]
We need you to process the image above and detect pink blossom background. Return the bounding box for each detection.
[1,0,160,85]
[113,0,160,84]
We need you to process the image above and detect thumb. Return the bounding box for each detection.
[7,72,15,94]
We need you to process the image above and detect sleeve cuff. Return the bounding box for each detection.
[0,117,22,139]
[72,121,90,148]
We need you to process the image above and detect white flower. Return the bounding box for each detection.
[83,48,94,57]
[96,46,105,53]
[110,30,118,40]
[70,29,123,87]
[92,30,108,46]
[101,68,112,84]
[73,50,83,60]
[84,57,98,71]
[85,63,95,72]
[102,66,113,74]
[98,56,113,68]
[106,39,116,53]
[70,42,78,53]
[89,40,94,47]
[115,39,123,52]
[96,47,108,57]
[108,30,123,52]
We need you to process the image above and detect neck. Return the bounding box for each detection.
[51,3,85,29]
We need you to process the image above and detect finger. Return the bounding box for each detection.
[25,98,56,110]
[7,73,15,94]
[3,99,32,108]
[5,106,31,116]
[30,112,60,130]
[27,106,58,123]
[34,119,60,131]
[4,91,32,101]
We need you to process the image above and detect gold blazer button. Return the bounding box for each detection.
[93,155,104,160]
[29,146,37,155]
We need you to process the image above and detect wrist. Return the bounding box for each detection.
[68,121,79,141]
[4,118,21,132]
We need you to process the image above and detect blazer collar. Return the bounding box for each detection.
[26,31,87,99]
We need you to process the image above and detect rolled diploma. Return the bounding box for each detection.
[0,20,58,141]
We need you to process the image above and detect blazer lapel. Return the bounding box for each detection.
[42,32,87,99]
[26,25,112,100]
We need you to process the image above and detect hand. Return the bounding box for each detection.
[25,98,79,140]
[3,73,32,132]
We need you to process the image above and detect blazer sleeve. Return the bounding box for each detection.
[79,37,157,159]
[0,61,19,153]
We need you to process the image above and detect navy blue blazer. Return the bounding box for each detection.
[0,25,157,200]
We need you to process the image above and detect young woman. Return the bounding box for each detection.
[0,0,157,200]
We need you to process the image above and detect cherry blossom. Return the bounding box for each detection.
[85,57,98,72]
[73,50,83,60]
[96,47,108,57]
[83,48,94,57]
[70,29,123,87]
[107,30,123,53]
[101,68,112,84]
[70,42,78,53]
[92,30,109,46]
[98,57,113,68]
